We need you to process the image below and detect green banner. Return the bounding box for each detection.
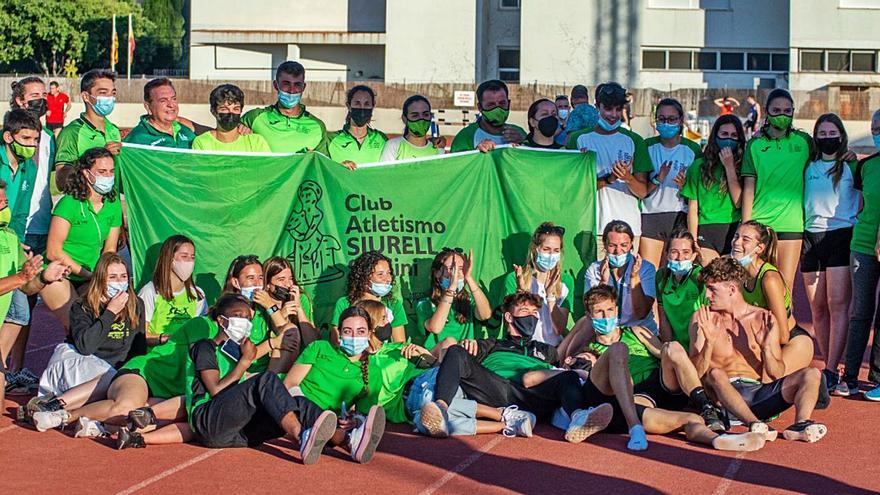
[119,145,596,339]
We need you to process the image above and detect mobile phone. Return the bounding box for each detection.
[220,339,242,362]
[412,353,437,368]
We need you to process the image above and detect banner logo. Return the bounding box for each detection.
[286,180,344,285]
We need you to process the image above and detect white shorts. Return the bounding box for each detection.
[38,343,116,397]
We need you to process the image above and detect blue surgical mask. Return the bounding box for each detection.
[667,259,693,277]
[340,336,370,356]
[439,277,465,293]
[735,254,753,267]
[558,108,570,120]
[874,134,880,151]
[592,316,619,335]
[278,90,302,109]
[91,95,116,117]
[107,281,129,298]
[371,282,392,297]
[656,123,681,140]
[535,252,561,272]
[597,116,621,132]
[240,285,259,301]
[607,252,630,268]
[716,138,738,151]
[91,174,115,195]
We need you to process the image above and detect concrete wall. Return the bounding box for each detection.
[190,0,384,32]
[384,0,476,84]
[519,0,600,86]
[478,1,520,82]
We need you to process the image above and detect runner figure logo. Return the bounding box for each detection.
[286,180,343,285]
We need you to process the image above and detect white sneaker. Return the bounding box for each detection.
[501,405,536,438]
[349,406,386,464]
[73,417,108,438]
[32,409,70,432]
[565,404,613,443]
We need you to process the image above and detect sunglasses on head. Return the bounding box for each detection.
[536,225,565,236]
[441,247,464,254]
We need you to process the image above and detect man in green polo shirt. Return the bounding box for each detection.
[1,110,40,241]
[241,61,328,154]
[123,78,196,149]
[55,69,121,188]
[450,80,526,153]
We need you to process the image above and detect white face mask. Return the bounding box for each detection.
[222,316,252,344]
[172,260,195,281]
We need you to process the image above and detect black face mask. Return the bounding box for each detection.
[26,98,48,118]
[511,314,539,338]
[272,286,291,302]
[216,112,241,132]
[816,137,842,155]
[350,108,373,127]
[537,116,559,137]
[375,323,393,342]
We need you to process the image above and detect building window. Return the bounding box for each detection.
[828,51,850,71]
[648,0,730,8]
[499,0,520,9]
[498,47,520,82]
[852,51,877,71]
[771,53,789,71]
[694,51,718,70]
[800,50,824,71]
[720,52,744,71]
[642,50,667,69]
[839,0,880,8]
[747,53,771,71]
[668,51,692,69]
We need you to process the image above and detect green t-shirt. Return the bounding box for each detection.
[327,126,387,164]
[389,137,443,160]
[852,153,880,256]
[331,295,408,330]
[450,122,528,153]
[0,149,38,239]
[656,266,703,349]
[354,342,426,424]
[149,289,202,337]
[415,298,476,350]
[191,132,271,153]
[741,130,812,232]
[0,227,25,321]
[481,349,554,382]
[588,327,659,385]
[241,104,328,153]
[680,158,742,225]
[123,115,196,149]
[55,114,121,166]
[296,340,366,411]
[51,195,123,280]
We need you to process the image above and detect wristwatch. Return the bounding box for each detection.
[267,305,280,315]
[650,176,662,186]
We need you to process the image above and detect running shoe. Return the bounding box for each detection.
[501,405,536,438]
[564,404,613,444]
[349,405,386,464]
[834,380,858,397]
[419,401,449,438]
[864,384,880,402]
[782,420,828,443]
[700,404,727,433]
[74,417,108,438]
[299,410,337,465]
[117,429,146,450]
[32,409,70,432]
[126,407,157,431]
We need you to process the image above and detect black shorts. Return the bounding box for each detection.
[640,212,687,242]
[111,368,154,397]
[790,325,810,340]
[46,122,63,131]
[800,227,852,272]
[633,369,689,411]
[582,378,647,434]
[730,377,792,421]
[744,120,756,130]
[697,223,738,254]
[776,231,803,241]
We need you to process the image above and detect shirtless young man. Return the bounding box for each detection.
[691,257,827,443]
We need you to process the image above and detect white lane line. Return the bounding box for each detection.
[711,451,748,495]
[25,343,58,355]
[114,449,223,495]
[419,436,506,495]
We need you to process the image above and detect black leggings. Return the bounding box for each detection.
[191,371,324,448]
[434,345,583,419]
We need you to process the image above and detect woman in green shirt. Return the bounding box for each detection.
[379,95,445,162]
[656,230,703,350]
[681,114,744,264]
[137,235,206,346]
[741,89,812,292]
[285,306,387,464]
[731,221,814,376]
[42,147,122,330]
[417,247,492,349]
[328,85,388,169]
[332,250,408,344]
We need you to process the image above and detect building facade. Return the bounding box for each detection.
[189,0,880,91]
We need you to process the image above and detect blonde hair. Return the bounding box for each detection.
[519,222,565,299]
[84,252,139,324]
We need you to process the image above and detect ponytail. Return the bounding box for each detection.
[742,220,778,266]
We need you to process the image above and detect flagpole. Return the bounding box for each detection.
[127,13,132,79]
[111,15,116,69]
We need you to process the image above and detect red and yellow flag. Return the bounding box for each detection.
[110,15,119,69]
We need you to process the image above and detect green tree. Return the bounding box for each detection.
[143,0,186,68]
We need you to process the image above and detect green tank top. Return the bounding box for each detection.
[742,262,791,315]
[396,138,441,160]
[588,327,658,385]
[150,290,200,337]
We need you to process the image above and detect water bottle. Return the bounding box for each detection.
[430,119,439,139]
